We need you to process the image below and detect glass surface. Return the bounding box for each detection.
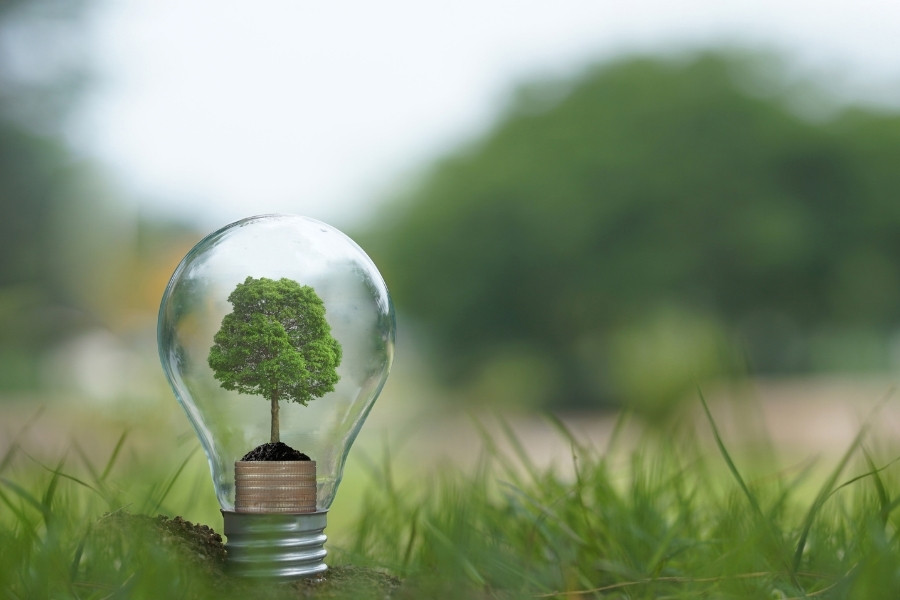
[158,214,395,510]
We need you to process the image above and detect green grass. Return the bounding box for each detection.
[2,399,900,599]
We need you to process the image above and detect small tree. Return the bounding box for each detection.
[208,276,342,444]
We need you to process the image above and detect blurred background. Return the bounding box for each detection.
[4,0,900,476]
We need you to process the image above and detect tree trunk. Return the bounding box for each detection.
[270,387,280,444]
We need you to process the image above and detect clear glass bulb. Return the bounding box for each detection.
[157,214,395,514]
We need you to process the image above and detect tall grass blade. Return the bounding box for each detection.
[862,447,891,523]
[0,407,46,474]
[544,412,587,458]
[421,518,486,586]
[699,390,801,589]
[100,430,129,483]
[698,390,763,518]
[73,442,102,489]
[0,486,35,533]
[0,477,49,522]
[469,415,523,487]
[70,527,90,582]
[0,405,47,473]
[768,457,819,522]
[39,455,67,521]
[499,481,586,545]
[0,442,19,476]
[401,506,420,572]
[496,417,541,484]
[827,454,900,502]
[603,409,632,458]
[149,446,199,514]
[791,401,882,572]
[24,451,105,499]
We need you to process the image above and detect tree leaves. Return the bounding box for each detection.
[207,277,342,407]
[365,50,900,410]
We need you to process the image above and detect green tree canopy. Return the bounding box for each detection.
[208,277,342,443]
[365,50,900,411]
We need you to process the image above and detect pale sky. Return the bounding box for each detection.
[75,0,900,230]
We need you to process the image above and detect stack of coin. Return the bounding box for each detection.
[234,461,317,513]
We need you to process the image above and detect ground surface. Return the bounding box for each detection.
[98,512,401,598]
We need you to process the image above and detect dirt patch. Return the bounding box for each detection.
[292,565,401,598]
[96,512,227,580]
[242,441,311,461]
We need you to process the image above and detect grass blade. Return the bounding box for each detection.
[469,415,524,487]
[496,417,541,484]
[828,454,900,501]
[100,430,130,483]
[767,456,820,522]
[421,518,486,586]
[149,446,199,514]
[0,486,36,534]
[0,476,50,522]
[70,526,91,582]
[401,506,420,571]
[699,390,802,590]
[791,401,883,572]
[499,481,586,546]
[39,455,67,523]
[24,451,105,499]
[698,390,763,519]
[862,447,891,523]
[544,412,587,459]
[0,442,20,476]
[0,406,46,474]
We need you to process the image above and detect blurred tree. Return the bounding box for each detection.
[0,0,96,389]
[0,0,195,395]
[366,51,900,411]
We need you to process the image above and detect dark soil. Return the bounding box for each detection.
[96,512,227,579]
[155,514,227,563]
[241,442,311,461]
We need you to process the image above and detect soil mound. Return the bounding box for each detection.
[241,442,310,461]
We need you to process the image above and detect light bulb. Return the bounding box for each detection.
[157,214,395,579]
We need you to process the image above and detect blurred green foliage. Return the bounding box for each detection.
[0,0,196,393]
[366,50,900,411]
[0,0,95,389]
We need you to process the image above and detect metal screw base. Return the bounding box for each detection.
[222,510,328,580]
